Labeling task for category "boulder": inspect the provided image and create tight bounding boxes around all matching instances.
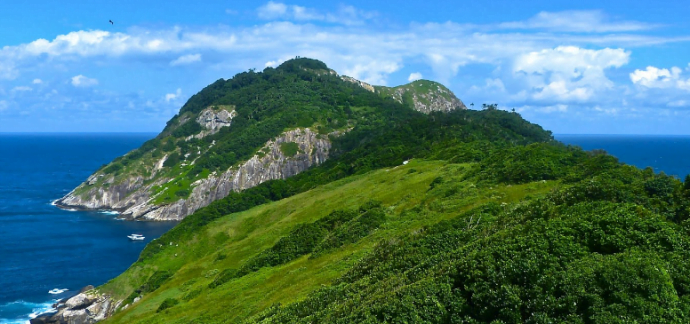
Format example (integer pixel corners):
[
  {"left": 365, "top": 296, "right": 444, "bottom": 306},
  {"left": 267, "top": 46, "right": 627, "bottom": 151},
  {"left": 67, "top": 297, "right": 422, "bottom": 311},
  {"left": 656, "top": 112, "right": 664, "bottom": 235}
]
[{"left": 65, "top": 293, "right": 95, "bottom": 309}]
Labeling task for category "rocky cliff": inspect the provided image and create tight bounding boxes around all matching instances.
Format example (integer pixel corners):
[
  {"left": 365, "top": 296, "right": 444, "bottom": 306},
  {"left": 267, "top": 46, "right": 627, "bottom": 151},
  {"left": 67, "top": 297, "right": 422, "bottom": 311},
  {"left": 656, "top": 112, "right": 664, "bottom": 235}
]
[{"left": 57, "top": 128, "right": 337, "bottom": 221}]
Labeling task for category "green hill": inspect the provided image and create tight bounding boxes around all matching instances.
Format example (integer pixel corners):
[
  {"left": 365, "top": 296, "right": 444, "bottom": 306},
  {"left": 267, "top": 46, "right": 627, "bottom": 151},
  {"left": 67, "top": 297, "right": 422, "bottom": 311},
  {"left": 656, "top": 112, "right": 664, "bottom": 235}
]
[
  {"left": 41, "top": 58, "right": 690, "bottom": 324},
  {"left": 55, "top": 58, "right": 470, "bottom": 221}
]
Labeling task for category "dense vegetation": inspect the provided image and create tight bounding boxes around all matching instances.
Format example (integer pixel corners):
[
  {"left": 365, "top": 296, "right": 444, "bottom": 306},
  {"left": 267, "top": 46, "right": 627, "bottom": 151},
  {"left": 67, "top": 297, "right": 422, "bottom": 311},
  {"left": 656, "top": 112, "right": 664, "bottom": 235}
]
[
  {"left": 91, "top": 58, "right": 690, "bottom": 323},
  {"left": 100, "top": 138, "right": 690, "bottom": 323},
  {"left": 88, "top": 58, "right": 483, "bottom": 200}
]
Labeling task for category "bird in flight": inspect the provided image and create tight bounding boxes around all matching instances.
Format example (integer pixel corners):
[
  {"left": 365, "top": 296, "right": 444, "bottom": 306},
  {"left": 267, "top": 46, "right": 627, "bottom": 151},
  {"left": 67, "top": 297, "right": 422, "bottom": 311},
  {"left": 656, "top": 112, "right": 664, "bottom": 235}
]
[{"left": 109, "top": 20, "right": 114, "bottom": 25}]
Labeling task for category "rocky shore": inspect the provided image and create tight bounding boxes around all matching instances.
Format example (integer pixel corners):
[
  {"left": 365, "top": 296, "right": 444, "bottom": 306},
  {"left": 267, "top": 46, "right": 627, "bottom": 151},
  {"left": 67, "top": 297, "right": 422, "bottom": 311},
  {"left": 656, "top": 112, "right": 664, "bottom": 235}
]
[{"left": 31, "top": 286, "right": 115, "bottom": 324}]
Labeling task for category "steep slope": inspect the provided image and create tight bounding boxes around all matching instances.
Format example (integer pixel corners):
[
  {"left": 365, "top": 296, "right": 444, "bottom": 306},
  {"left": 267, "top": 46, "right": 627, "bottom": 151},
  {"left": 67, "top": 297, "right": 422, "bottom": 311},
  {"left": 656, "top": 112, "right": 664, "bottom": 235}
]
[
  {"left": 56, "top": 58, "right": 466, "bottom": 221},
  {"left": 50, "top": 140, "right": 690, "bottom": 324}
]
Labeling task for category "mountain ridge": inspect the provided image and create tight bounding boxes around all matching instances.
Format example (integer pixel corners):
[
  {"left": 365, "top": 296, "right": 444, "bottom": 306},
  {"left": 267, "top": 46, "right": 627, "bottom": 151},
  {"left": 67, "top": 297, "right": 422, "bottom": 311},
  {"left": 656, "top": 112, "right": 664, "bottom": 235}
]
[{"left": 55, "top": 58, "right": 467, "bottom": 221}]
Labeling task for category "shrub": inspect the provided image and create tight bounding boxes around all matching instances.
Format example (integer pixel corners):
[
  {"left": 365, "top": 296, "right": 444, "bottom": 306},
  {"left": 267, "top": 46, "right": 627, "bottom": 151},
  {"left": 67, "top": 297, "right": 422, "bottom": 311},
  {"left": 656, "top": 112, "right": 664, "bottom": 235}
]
[{"left": 156, "top": 298, "right": 179, "bottom": 313}]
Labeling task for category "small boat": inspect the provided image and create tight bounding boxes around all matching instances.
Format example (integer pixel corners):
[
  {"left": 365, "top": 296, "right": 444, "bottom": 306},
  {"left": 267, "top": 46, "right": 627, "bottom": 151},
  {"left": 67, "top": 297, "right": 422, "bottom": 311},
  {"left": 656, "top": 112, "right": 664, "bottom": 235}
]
[{"left": 128, "top": 234, "right": 145, "bottom": 241}]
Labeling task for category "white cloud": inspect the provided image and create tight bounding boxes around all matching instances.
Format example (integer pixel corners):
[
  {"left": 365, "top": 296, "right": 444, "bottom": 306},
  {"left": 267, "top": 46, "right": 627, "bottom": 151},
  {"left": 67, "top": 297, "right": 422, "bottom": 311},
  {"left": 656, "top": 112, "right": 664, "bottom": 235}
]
[
  {"left": 630, "top": 66, "right": 690, "bottom": 91},
  {"left": 341, "top": 60, "right": 401, "bottom": 85},
  {"left": 0, "top": 100, "right": 7, "bottom": 111},
  {"left": 485, "top": 78, "right": 506, "bottom": 92},
  {"left": 71, "top": 74, "right": 98, "bottom": 87},
  {"left": 257, "top": 1, "right": 288, "bottom": 19},
  {"left": 540, "top": 104, "right": 569, "bottom": 113},
  {"left": 408, "top": 72, "right": 422, "bottom": 82},
  {"left": 165, "top": 88, "right": 182, "bottom": 102},
  {"left": 256, "top": 2, "right": 376, "bottom": 25},
  {"left": 668, "top": 100, "right": 688, "bottom": 107},
  {"left": 32, "top": 78, "right": 42, "bottom": 84},
  {"left": 0, "top": 6, "right": 686, "bottom": 121},
  {"left": 500, "top": 10, "right": 658, "bottom": 33},
  {"left": 170, "top": 53, "right": 202, "bottom": 66},
  {"left": 11, "top": 86, "right": 32, "bottom": 92},
  {"left": 292, "top": 5, "right": 323, "bottom": 21},
  {"left": 264, "top": 56, "right": 291, "bottom": 68},
  {"left": 513, "top": 46, "right": 629, "bottom": 102}
]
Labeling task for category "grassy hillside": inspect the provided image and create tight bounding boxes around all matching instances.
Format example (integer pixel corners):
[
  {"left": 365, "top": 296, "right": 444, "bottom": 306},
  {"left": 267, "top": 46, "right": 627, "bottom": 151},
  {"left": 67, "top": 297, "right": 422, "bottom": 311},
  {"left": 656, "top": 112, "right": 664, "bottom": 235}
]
[
  {"left": 95, "top": 136, "right": 690, "bottom": 323},
  {"left": 101, "top": 158, "right": 557, "bottom": 323}
]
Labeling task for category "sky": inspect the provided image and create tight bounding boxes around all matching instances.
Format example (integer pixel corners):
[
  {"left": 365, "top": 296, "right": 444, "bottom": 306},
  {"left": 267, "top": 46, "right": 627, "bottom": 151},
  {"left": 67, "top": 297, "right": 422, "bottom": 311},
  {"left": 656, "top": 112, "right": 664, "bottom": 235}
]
[{"left": 0, "top": 1, "right": 689, "bottom": 134}]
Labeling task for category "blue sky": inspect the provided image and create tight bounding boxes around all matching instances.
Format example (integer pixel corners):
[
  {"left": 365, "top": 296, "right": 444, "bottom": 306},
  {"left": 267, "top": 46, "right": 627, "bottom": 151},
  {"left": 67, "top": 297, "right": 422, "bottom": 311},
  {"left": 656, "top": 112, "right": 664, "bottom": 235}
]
[{"left": 1, "top": 1, "right": 689, "bottom": 134}]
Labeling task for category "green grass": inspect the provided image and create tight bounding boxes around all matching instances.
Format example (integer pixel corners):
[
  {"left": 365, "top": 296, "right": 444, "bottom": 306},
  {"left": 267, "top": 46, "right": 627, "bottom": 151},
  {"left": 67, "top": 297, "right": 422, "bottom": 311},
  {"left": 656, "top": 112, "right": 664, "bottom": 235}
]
[{"left": 100, "top": 159, "right": 558, "bottom": 324}]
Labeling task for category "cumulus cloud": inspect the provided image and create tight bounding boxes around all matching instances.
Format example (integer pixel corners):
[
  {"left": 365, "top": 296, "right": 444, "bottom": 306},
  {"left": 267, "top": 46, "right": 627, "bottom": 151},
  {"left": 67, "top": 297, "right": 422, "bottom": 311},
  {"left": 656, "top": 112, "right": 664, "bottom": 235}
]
[
  {"left": 32, "top": 78, "right": 42, "bottom": 84},
  {"left": 630, "top": 66, "right": 690, "bottom": 91},
  {"left": 170, "top": 53, "right": 202, "bottom": 66},
  {"left": 408, "top": 72, "right": 423, "bottom": 82},
  {"left": 500, "top": 10, "right": 658, "bottom": 33},
  {"left": 513, "top": 46, "right": 629, "bottom": 102},
  {"left": 71, "top": 74, "right": 98, "bottom": 87},
  {"left": 0, "top": 5, "right": 686, "bottom": 125},
  {"left": 165, "top": 88, "right": 182, "bottom": 102}
]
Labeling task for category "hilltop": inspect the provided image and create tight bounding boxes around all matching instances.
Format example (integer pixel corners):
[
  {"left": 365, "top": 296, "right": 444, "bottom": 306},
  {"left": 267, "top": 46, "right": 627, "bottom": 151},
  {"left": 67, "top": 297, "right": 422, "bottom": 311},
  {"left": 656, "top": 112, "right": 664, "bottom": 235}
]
[{"left": 56, "top": 58, "right": 467, "bottom": 221}]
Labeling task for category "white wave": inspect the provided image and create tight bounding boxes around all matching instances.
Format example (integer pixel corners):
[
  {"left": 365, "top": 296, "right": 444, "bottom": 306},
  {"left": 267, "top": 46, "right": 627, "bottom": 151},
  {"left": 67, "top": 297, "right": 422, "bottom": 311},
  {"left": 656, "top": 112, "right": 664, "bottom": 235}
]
[
  {"left": 0, "top": 299, "right": 56, "bottom": 324},
  {"left": 49, "top": 200, "right": 57, "bottom": 206},
  {"left": 48, "top": 288, "right": 68, "bottom": 294},
  {"left": 66, "top": 209, "right": 77, "bottom": 212},
  {"left": 99, "top": 210, "right": 120, "bottom": 216}
]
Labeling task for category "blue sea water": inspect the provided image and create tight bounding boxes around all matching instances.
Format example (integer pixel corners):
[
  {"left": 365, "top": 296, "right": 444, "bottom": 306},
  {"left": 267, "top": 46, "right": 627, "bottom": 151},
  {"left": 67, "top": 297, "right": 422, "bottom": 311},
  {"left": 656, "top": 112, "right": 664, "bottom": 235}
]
[
  {"left": 556, "top": 134, "right": 690, "bottom": 179},
  {"left": 0, "top": 133, "right": 176, "bottom": 324}
]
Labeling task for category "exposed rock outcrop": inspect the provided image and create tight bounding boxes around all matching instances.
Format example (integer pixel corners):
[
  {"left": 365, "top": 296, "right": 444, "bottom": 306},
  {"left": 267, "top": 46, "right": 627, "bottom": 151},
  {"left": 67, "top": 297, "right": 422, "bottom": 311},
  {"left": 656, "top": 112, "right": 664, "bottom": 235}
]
[
  {"left": 57, "top": 128, "right": 339, "bottom": 221},
  {"left": 387, "top": 82, "right": 466, "bottom": 113},
  {"left": 31, "top": 287, "right": 115, "bottom": 324},
  {"left": 341, "top": 75, "right": 375, "bottom": 92},
  {"left": 186, "top": 106, "right": 237, "bottom": 140}
]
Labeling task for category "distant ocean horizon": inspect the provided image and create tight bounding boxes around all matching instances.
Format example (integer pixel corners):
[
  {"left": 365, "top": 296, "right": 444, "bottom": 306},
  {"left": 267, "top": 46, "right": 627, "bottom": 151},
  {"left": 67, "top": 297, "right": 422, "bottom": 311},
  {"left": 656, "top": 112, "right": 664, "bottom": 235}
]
[
  {"left": 555, "top": 134, "right": 690, "bottom": 179},
  {"left": 1, "top": 132, "right": 689, "bottom": 323}
]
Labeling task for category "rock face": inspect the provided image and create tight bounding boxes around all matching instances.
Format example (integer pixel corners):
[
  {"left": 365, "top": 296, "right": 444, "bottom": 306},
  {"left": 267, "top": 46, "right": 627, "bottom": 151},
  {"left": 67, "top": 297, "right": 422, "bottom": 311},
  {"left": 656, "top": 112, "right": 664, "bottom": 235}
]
[
  {"left": 31, "top": 287, "right": 114, "bottom": 324},
  {"left": 187, "top": 106, "right": 237, "bottom": 140},
  {"left": 387, "top": 82, "right": 466, "bottom": 113},
  {"left": 56, "top": 128, "right": 337, "bottom": 221}
]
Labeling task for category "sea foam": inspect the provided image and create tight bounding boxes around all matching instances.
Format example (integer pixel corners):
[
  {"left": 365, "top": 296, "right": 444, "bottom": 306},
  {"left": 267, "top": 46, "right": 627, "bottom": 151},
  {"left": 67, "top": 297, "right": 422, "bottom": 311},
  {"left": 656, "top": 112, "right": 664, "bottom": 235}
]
[
  {"left": 0, "top": 299, "right": 56, "bottom": 324},
  {"left": 48, "top": 288, "right": 68, "bottom": 295}
]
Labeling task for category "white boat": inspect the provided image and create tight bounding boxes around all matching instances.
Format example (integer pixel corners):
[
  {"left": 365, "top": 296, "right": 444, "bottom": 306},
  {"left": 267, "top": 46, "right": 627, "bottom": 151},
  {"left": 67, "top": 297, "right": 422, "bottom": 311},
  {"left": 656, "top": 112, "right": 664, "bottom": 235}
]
[{"left": 128, "top": 234, "right": 145, "bottom": 241}]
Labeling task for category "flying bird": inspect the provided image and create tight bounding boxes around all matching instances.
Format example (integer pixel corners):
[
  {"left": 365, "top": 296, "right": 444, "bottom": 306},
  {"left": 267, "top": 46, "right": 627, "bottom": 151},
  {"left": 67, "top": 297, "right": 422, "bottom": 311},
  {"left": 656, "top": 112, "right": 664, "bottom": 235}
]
[{"left": 109, "top": 20, "right": 114, "bottom": 25}]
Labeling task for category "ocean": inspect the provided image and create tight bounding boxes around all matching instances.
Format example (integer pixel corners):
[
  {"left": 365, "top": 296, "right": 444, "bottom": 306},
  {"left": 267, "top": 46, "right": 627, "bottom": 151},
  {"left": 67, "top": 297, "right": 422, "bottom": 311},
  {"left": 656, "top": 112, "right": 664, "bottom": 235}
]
[
  {"left": 1, "top": 133, "right": 689, "bottom": 323},
  {"left": 0, "top": 133, "right": 176, "bottom": 324},
  {"left": 555, "top": 134, "right": 690, "bottom": 179}
]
